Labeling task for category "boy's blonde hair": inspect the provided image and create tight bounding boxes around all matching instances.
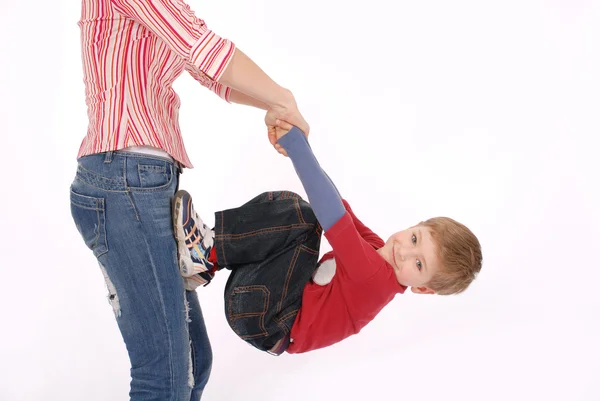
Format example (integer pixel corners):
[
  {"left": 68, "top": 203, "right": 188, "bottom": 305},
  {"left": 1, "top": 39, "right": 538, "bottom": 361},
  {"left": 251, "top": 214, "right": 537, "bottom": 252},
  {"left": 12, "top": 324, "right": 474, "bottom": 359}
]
[{"left": 419, "top": 217, "right": 482, "bottom": 295}]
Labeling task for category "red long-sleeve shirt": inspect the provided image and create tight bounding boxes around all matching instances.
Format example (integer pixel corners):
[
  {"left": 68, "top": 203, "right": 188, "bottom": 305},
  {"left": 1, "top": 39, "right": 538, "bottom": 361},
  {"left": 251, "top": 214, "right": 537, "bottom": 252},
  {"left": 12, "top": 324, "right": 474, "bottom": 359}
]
[{"left": 287, "top": 200, "right": 406, "bottom": 354}]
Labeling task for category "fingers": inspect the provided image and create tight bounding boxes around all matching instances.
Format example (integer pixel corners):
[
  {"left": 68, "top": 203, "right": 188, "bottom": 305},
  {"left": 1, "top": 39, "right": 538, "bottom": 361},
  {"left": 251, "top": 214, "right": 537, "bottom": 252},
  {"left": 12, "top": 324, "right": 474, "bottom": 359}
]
[
  {"left": 297, "top": 117, "right": 310, "bottom": 136},
  {"left": 277, "top": 118, "right": 309, "bottom": 137},
  {"left": 267, "top": 126, "right": 278, "bottom": 146},
  {"left": 275, "top": 144, "right": 288, "bottom": 157},
  {"left": 274, "top": 119, "right": 293, "bottom": 131},
  {"left": 267, "top": 128, "right": 289, "bottom": 157}
]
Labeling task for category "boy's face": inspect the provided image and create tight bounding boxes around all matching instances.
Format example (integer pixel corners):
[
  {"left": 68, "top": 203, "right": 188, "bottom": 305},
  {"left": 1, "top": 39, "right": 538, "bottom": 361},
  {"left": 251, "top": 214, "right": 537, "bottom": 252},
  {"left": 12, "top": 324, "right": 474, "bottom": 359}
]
[{"left": 377, "top": 225, "right": 441, "bottom": 294}]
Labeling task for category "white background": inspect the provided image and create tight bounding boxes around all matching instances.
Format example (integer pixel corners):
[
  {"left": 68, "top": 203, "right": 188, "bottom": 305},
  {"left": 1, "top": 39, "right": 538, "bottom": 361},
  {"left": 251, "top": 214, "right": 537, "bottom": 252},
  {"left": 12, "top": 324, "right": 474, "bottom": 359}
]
[{"left": 1, "top": 0, "right": 599, "bottom": 400}]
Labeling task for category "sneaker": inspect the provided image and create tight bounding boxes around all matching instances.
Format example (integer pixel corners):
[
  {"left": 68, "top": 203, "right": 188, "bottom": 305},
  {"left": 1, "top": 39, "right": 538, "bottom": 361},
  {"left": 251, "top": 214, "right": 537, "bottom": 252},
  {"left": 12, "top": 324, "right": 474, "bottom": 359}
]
[{"left": 172, "top": 190, "right": 215, "bottom": 288}]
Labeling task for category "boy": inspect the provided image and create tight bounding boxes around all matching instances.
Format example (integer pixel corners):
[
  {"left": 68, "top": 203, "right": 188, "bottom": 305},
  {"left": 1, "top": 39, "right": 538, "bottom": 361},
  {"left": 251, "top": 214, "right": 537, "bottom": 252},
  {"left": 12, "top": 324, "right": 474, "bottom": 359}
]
[{"left": 172, "top": 120, "right": 483, "bottom": 355}]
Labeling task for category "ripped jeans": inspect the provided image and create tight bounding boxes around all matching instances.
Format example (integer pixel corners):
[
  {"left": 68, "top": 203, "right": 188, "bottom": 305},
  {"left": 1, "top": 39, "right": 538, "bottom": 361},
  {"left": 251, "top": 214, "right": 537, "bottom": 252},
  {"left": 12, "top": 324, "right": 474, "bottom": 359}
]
[{"left": 69, "top": 151, "right": 211, "bottom": 401}]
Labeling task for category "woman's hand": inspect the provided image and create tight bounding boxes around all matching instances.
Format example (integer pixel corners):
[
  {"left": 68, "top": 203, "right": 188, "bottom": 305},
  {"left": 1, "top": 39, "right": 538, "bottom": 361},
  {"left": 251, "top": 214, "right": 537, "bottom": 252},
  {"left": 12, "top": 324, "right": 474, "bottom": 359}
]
[{"left": 265, "top": 108, "right": 304, "bottom": 157}]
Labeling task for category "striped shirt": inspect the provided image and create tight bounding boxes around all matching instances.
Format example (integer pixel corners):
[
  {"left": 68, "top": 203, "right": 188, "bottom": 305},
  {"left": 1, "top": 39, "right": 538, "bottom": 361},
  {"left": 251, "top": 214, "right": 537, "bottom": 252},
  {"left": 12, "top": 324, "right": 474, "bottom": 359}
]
[{"left": 77, "top": 0, "right": 236, "bottom": 168}]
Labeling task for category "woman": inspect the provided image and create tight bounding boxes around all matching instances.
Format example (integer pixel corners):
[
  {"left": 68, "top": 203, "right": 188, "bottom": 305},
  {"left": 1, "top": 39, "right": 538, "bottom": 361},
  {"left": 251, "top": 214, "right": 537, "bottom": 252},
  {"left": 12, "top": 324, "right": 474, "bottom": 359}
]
[{"left": 70, "top": 0, "right": 308, "bottom": 399}]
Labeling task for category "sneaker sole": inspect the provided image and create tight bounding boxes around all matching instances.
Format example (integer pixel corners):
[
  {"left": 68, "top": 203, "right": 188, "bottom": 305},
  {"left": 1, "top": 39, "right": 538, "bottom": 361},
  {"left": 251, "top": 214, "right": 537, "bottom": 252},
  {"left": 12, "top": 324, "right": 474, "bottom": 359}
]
[{"left": 173, "top": 190, "right": 196, "bottom": 277}]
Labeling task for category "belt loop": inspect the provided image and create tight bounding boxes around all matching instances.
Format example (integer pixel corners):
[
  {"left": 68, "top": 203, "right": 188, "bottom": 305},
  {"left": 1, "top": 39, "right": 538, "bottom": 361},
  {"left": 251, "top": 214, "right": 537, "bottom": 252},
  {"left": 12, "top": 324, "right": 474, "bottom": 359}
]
[{"left": 104, "top": 151, "right": 114, "bottom": 163}]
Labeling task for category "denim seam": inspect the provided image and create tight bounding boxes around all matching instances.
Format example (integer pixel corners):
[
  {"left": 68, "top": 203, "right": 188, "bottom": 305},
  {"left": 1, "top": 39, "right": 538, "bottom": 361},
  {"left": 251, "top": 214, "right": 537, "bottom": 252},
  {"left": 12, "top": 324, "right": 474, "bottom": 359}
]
[
  {"left": 126, "top": 190, "right": 141, "bottom": 221},
  {"left": 70, "top": 192, "right": 108, "bottom": 257},
  {"left": 76, "top": 161, "right": 174, "bottom": 193},
  {"left": 127, "top": 164, "right": 174, "bottom": 192},
  {"left": 138, "top": 164, "right": 167, "bottom": 171},
  {"left": 275, "top": 309, "right": 298, "bottom": 335},
  {"left": 293, "top": 198, "right": 306, "bottom": 224},
  {"left": 70, "top": 203, "right": 102, "bottom": 211},
  {"left": 70, "top": 199, "right": 103, "bottom": 211},
  {"left": 137, "top": 164, "right": 168, "bottom": 188},
  {"left": 77, "top": 164, "right": 126, "bottom": 187},
  {"left": 141, "top": 228, "right": 178, "bottom": 399},
  {"left": 299, "top": 244, "right": 319, "bottom": 256},
  {"left": 214, "top": 224, "right": 314, "bottom": 240},
  {"left": 277, "top": 246, "right": 300, "bottom": 313},
  {"left": 74, "top": 176, "right": 128, "bottom": 193},
  {"left": 228, "top": 285, "right": 269, "bottom": 339},
  {"left": 112, "top": 151, "right": 175, "bottom": 164},
  {"left": 278, "top": 309, "right": 298, "bottom": 323},
  {"left": 219, "top": 211, "right": 228, "bottom": 266},
  {"left": 97, "top": 207, "right": 108, "bottom": 257},
  {"left": 274, "top": 318, "right": 289, "bottom": 335}
]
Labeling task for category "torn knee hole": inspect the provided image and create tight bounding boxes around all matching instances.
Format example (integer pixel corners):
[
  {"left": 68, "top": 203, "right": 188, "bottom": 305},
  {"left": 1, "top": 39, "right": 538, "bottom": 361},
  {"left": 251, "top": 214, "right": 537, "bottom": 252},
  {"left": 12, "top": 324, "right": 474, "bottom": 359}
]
[{"left": 98, "top": 262, "right": 121, "bottom": 317}]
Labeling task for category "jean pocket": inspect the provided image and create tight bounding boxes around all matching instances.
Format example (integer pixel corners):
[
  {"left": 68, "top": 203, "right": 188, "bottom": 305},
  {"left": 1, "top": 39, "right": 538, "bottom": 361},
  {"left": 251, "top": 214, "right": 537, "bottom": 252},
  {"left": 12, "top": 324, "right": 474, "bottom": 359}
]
[
  {"left": 70, "top": 189, "right": 108, "bottom": 258},
  {"left": 137, "top": 163, "right": 170, "bottom": 189},
  {"left": 227, "top": 285, "right": 270, "bottom": 340}
]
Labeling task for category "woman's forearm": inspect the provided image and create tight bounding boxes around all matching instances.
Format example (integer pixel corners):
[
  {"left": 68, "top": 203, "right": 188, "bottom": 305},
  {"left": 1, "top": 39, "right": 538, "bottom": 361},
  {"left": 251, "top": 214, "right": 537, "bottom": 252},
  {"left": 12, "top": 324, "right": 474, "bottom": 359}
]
[
  {"left": 228, "top": 89, "right": 269, "bottom": 110},
  {"left": 218, "top": 48, "right": 293, "bottom": 108}
]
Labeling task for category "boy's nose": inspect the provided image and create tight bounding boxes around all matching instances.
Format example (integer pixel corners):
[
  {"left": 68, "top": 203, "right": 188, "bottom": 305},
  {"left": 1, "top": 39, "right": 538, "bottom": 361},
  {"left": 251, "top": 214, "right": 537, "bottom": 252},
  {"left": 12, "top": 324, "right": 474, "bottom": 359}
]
[
  {"left": 398, "top": 248, "right": 409, "bottom": 261},
  {"left": 399, "top": 248, "right": 415, "bottom": 260}
]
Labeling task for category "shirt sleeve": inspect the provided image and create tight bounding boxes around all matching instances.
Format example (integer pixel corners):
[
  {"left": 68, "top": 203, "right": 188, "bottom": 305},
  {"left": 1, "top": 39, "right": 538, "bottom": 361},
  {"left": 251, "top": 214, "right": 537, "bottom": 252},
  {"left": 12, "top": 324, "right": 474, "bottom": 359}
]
[
  {"left": 111, "top": 0, "right": 235, "bottom": 81},
  {"left": 277, "top": 127, "right": 346, "bottom": 231},
  {"left": 341, "top": 199, "right": 385, "bottom": 248},
  {"left": 184, "top": 62, "right": 232, "bottom": 101},
  {"left": 324, "top": 211, "right": 388, "bottom": 282}
]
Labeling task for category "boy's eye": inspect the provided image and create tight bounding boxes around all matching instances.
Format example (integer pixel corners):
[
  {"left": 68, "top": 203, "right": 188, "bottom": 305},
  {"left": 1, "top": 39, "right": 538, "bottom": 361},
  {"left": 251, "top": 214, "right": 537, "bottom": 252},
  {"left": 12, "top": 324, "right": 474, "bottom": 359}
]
[
  {"left": 411, "top": 234, "right": 417, "bottom": 245},
  {"left": 416, "top": 260, "right": 422, "bottom": 271}
]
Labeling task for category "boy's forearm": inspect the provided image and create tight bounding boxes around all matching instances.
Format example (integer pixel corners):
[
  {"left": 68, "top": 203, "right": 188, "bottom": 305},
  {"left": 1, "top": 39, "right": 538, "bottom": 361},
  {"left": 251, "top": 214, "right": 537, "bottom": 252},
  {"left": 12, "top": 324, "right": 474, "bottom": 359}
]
[
  {"left": 228, "top": 89, "right": 269, "bottom": 110},
  {"left": 278, "top": 128, "right": 346, "bottom": 231},
  {"left": 217, "top": 48, "right": 292, "bottom": 108}
]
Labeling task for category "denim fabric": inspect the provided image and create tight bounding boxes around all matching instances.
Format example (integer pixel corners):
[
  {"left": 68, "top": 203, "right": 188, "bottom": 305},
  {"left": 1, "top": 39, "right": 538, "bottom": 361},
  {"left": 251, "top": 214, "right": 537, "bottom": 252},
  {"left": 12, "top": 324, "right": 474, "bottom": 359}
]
[
  {"left": 215, "top": 191, "right": 322, "bottom": 353},
  {"left": 70, "top": 151, "right": 211, "bottom": 401}
]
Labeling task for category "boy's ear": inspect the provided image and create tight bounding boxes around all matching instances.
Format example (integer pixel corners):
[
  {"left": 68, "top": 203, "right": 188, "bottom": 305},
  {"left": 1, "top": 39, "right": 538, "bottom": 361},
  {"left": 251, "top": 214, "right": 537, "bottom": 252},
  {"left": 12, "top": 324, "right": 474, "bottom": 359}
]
[{"left": 411, "top": 286, "right": 435, "bottom": 295}]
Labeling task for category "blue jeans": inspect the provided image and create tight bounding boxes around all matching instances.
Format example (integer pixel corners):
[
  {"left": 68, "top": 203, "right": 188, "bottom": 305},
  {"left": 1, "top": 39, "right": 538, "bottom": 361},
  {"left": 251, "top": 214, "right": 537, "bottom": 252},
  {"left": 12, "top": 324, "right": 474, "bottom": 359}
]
[
  {"left": 216, "top": 191, "right": 322, "bottom": 354},
  {"left": 70, "top": 151, "right": 211, "bottom": 401}
]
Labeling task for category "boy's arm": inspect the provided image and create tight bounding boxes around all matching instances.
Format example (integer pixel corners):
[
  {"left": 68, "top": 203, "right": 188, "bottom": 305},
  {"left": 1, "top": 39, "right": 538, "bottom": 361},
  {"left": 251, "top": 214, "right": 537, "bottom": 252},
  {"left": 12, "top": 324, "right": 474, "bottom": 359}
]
[
  {"left": 277, "top": 126, "right": 388, "bottom": 281},
  {"left": 341, "top": 200, "right": 385, "bottom": 248},
  {"left": 277, "top": 127, "right": 345, "bottom": 231}
]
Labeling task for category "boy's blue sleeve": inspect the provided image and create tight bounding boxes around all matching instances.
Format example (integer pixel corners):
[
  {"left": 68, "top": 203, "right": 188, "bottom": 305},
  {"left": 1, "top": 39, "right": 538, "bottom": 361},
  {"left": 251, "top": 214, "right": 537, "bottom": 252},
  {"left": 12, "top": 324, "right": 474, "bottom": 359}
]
[{"left": 277, "top": 127, "right": 346, "bottom": 231}]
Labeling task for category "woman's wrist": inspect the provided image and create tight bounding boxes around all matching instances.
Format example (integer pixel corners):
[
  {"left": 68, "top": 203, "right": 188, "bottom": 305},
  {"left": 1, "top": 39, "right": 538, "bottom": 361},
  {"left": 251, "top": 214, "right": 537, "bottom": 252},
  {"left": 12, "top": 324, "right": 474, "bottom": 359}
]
[{"left": 270, "top": 88, "right": 295, "bottom": 109}]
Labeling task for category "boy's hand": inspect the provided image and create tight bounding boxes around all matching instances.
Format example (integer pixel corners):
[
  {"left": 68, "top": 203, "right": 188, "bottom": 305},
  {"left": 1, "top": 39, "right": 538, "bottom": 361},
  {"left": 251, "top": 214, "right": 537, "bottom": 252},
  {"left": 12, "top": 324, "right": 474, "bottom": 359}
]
[{"left": 265, "top": 109, "right": 304, "bottom": 157}]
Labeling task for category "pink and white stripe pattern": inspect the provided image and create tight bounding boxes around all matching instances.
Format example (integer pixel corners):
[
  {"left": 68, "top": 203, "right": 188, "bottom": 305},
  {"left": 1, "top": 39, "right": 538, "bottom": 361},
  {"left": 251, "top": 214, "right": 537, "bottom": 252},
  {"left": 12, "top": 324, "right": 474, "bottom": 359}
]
[{"left": 77, "top": 0, "right": 236, "bottom": 168}]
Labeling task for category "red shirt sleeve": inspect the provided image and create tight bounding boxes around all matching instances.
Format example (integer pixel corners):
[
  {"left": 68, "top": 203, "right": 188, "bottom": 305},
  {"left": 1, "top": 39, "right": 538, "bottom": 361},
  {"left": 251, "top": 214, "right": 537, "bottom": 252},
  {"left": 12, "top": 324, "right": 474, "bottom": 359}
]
[
  {"left": 324, "top": 206, "right": 388, "bottom": 282},
  {"left": 341, "top": 199, "right": 385, "bottom": 249}
]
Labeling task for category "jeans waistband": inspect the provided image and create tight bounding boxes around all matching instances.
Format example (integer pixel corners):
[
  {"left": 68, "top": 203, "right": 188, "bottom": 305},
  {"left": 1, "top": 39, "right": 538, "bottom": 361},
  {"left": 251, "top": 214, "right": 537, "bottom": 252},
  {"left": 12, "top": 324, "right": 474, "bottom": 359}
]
[
  {"left": 266, "top": 333, "right": 291, "bottom": 356},
  {"left": 76, "top": 151, "right": 179, "bottom": 191}
]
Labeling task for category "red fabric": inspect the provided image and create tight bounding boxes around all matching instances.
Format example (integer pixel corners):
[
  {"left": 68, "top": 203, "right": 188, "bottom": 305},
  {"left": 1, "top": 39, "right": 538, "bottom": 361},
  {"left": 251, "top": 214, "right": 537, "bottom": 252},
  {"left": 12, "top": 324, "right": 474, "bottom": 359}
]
[
  {"left": 208, "top": 246, "right": 218, "bottom": 271},
  {"left": 287, "top": 200, "right": 406, "bottom": 354}
]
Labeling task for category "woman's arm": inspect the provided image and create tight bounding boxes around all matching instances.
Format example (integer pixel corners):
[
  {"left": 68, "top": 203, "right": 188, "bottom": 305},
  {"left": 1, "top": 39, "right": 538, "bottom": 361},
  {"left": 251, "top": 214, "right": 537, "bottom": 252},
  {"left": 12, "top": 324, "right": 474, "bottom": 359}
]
[
  {"left": 228, "top": 89, "right": 269, "bottom": 110},
  {"left": 111, "top": 0, "right": 307, "bottom": 132},
  {"left": 217, "top": 49, "right": 308, "bottom": 133}
]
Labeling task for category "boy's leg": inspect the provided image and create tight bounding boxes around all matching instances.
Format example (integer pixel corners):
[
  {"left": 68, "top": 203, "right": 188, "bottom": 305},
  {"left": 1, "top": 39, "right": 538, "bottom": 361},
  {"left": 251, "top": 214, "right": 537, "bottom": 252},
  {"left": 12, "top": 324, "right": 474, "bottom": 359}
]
[
  {"left": 172, "top": 190, "right": 317, "bottom": 290},
  {"left": 217, "top": 191, "right": 322, "bottom": 353},
  {"left": 214, "top": 191, "right": 319, "bottom": 267}
]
